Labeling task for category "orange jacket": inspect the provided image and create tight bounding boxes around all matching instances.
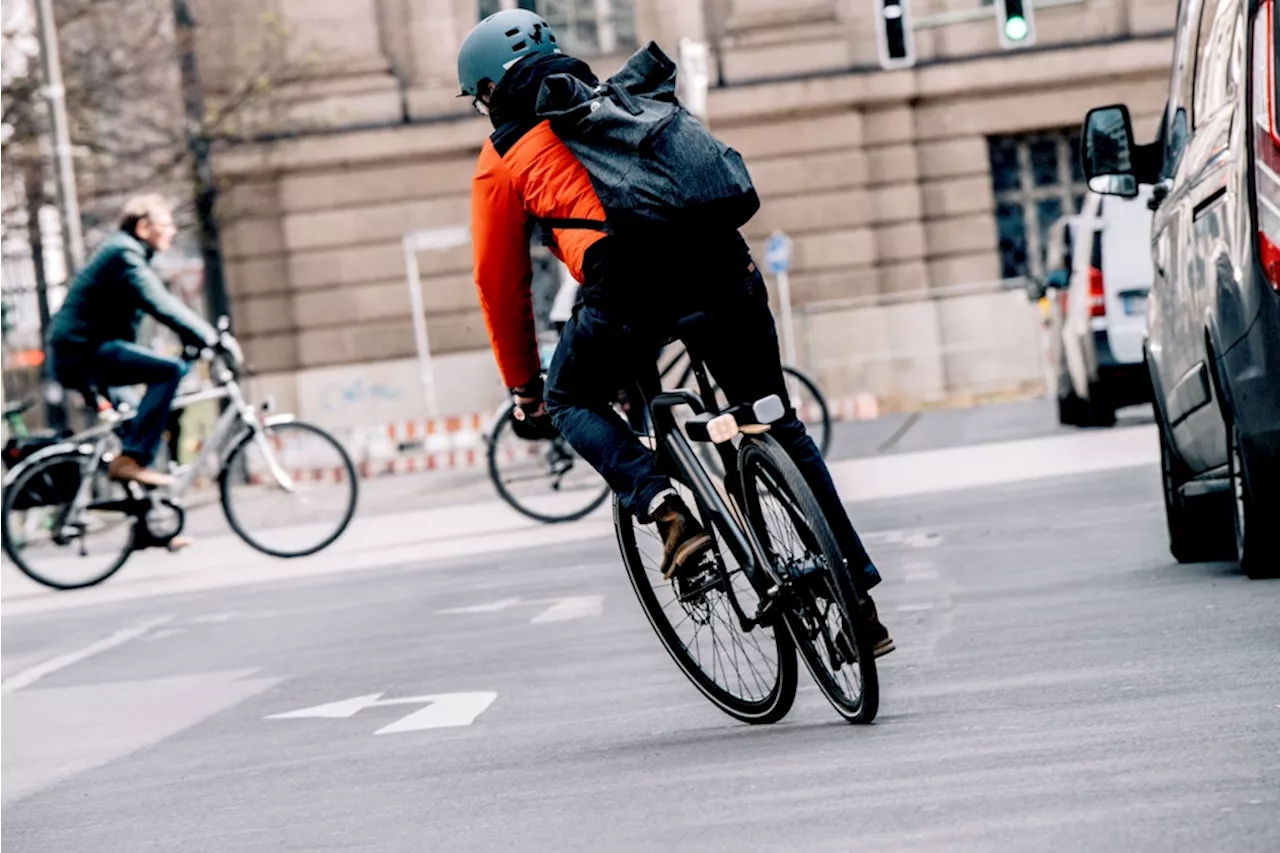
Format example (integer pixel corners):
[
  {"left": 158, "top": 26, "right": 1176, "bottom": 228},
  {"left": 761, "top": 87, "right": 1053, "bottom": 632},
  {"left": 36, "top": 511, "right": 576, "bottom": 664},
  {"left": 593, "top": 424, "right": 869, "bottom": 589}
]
[{"left": 471, "top": 120, "right": 607, "bottom": 390}]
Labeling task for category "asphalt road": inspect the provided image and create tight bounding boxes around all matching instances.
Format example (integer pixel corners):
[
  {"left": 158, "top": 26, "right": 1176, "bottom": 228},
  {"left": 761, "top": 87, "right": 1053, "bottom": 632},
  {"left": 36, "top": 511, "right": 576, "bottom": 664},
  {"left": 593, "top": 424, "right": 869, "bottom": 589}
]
[{"left": 3, "top": 401, "right": 1277, "bottom": 852}]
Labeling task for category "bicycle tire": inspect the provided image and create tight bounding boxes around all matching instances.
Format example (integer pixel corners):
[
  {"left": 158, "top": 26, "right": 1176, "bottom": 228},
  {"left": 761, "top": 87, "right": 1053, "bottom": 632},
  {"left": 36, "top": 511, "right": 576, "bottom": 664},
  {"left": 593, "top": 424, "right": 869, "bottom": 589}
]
[
  {"left": 220, "top": 420, "right": 359, "bottom": 558},
  {"left": 1, "top": 447, "right": 136, "bottom": 590},
  {"left": 739, "top": 435, "right": 878, "bottom": 724},
  {"left": 615, "top": 493, "right": 798, "bottom": 724},
  {"left": 782, "top": 366, "right": 832, "bottom": 457},
  {"left": 487, "top": 403, "right": 610, "bottom": 524}
]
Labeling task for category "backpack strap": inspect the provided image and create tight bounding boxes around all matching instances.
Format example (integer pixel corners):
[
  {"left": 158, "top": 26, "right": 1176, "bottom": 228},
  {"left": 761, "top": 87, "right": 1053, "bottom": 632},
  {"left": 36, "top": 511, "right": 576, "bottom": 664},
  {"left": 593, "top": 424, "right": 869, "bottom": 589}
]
[{"left": 535, "top": 217, "right": 611, "bottom": 247}]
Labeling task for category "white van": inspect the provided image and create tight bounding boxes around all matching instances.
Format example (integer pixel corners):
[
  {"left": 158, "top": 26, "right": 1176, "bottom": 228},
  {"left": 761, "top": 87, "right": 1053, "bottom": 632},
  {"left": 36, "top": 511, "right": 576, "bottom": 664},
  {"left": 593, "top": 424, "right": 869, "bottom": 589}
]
[{"left": 1046, "top": 187, "right": 1155, "bottom": 426}]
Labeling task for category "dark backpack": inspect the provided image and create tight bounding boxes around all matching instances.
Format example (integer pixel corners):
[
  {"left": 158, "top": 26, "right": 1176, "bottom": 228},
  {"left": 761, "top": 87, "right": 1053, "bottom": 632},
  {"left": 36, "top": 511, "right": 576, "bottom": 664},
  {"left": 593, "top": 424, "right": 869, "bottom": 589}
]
[{"left": 534, "top": 41, "right": 759, "bottom": 237}]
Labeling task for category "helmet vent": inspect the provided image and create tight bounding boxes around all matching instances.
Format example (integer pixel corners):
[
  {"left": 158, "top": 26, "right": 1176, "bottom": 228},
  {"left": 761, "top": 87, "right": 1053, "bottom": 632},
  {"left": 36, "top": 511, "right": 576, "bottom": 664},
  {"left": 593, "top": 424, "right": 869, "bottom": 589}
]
[
  {"left": 505, "top": 28, "right": 520, "bottom": 36},
  {"left": 511, "top": 40, "right": 527, "bottom": 51}
]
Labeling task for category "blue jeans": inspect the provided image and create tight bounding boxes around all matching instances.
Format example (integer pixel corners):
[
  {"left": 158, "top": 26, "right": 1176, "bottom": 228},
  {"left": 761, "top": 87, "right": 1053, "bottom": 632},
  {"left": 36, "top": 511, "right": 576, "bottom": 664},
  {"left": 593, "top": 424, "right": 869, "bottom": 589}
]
[
  {"left": 54, "top": 341, "right": 187, "bottom": 467},
  {"left": 545, "top": 263, "right": 881, "bottom": 592}
]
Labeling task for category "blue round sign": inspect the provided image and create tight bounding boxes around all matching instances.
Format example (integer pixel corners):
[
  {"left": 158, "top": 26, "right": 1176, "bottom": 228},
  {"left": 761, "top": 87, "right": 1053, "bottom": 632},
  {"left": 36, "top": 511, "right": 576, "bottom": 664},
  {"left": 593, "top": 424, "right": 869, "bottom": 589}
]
[{"left": 765, "top": 231, "right": 793, "bottom": 274}]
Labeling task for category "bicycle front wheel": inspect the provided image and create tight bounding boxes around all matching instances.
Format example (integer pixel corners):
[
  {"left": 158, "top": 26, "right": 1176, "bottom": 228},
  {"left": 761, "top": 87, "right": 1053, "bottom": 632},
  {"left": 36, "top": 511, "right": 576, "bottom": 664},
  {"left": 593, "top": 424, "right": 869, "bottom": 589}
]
[
  {"left": 739, "top": 435, "right": 878, "bottom": 724},
  {"left": 1, "top": 449, "right": 137, "bottom": 590},
  {"left": 487, "top": 403, "right": 610, "bottom": 524},
  {"left": 220, "top": 420, "right": 358, "bottom": 557}
]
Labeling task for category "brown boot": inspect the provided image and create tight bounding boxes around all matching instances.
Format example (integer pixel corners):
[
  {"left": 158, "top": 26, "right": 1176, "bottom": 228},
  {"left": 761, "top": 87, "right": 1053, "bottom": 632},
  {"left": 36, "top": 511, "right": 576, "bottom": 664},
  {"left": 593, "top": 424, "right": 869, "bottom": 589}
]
[
  {"left": 108, "top": 455, "right": 175, "bottom": 488},
  {"left": 859, "top": 594, "right": 896, "bottom": 658},
  {"left": 653, "top": 496, "right": 712, "bottom": 580}
]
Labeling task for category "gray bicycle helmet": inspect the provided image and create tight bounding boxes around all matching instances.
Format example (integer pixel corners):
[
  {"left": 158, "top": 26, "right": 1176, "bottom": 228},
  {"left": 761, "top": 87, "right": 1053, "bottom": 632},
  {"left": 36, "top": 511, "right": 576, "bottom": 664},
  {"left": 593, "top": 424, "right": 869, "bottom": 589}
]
[{"left": 457, "top": 9, "right": 561, "bottom": 98}]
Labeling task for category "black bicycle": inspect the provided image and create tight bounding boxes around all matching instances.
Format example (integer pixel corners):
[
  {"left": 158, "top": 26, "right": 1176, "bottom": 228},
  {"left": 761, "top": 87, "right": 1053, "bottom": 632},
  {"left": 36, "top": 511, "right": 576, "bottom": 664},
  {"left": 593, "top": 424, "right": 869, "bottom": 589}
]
[
  {"left": 616, "top": 313, "right": 878, "bottom": 724},
  {"left": 487, "top": 342, "right": 831, "bottom": 523}
]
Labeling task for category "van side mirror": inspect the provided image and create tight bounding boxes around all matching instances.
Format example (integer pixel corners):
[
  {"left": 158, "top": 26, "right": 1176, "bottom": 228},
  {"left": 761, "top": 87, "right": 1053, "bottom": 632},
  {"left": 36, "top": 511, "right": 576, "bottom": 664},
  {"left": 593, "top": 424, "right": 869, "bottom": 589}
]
[{"left": 1081, "top": 105, "right": 1139, "bottom": 198}]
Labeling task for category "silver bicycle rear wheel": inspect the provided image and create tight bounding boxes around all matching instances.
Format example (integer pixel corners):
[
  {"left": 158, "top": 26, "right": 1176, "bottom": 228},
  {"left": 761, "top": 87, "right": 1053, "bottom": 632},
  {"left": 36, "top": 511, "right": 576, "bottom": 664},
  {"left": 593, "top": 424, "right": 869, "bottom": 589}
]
[{"left": 1, "top": 449, "right": 136, "bottom": 590}]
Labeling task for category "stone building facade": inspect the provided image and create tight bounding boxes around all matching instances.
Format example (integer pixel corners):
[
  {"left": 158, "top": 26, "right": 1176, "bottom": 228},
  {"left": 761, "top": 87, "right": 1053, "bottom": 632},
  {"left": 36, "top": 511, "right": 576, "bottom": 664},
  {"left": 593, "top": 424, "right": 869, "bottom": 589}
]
[{"left": 203, "top": 0, "right": 1177, "bottom": 427}]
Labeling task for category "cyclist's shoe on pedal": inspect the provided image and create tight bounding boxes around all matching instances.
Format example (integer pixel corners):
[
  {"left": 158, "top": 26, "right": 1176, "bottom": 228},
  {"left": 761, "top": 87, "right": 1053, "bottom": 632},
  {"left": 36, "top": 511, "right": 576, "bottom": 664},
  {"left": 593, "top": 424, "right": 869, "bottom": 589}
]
[
  {"left": 654, "top": 496, "right": 712, "bottom": 580},
  {"left": 859, "top": 593, "right": 896, "bottom": 658},
  {"left": 108, "top": 455, "right": 174, "bottom": 489}
]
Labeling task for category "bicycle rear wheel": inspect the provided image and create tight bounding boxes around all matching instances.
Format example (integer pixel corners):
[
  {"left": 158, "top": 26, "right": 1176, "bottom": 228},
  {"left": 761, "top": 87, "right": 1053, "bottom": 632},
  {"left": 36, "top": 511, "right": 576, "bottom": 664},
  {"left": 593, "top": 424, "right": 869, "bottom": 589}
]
[
  {"left": 487, "top": 403, "right": 610, "bottom": 524},
  {"left": 739, "top": 435, "right": 878, "bottom": 724},
  {"left": 221, "top": 420, "right": 358, "bottom": 557},
  {"left": 1, "top": 449, "right": 137, "bottom": 590},
  {"left": 616, "top": 484, "right": 797, "bottom": 724}
]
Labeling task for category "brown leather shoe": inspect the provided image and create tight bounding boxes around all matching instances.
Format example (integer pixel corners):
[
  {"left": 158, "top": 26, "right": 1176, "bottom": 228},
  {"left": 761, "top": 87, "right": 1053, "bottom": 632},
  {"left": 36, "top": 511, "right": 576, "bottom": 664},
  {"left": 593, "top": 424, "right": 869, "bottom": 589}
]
[
  {"left": 108, "top": 455, "right": 174, "bottom": 488},
  {"left": 654, "top": 496, "right": 712, "bottom": 580},
  {"left": 859, "top": 594, "right": 896, "bottom": 658}
]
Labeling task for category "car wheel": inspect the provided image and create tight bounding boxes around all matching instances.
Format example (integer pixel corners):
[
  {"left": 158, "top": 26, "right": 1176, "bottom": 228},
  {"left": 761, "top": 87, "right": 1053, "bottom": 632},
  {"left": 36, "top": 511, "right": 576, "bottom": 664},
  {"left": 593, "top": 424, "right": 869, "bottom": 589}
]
[
  {"left": 1056, "top": 387, "right": 1088, "bottom": 426},
  {"left": 1159, "top": 418, "right": 1236, "bottom": 564},
  {"left": 1085, "top": 382, "right": 1117, "bottom": 427},
  {"left": 1229, "top": 424, "right": 1279, "bottom": 579}
]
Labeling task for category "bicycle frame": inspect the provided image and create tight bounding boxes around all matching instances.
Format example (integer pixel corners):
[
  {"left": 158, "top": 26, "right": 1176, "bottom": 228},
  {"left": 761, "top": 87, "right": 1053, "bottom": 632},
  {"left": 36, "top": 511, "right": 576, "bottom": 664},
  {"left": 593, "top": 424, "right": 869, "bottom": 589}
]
[
  {"left": 13, "top": 353, "right": 298, "bottom": 532},
  {"left": 645, "top": 354, "right": 785, "bottom": 625}
]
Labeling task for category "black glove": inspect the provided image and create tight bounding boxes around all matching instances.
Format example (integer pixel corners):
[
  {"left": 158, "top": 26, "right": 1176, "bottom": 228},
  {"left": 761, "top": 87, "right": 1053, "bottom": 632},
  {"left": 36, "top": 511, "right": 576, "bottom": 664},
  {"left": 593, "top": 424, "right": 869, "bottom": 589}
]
[
  {"left": 510, "top": 376, "right": 557, "bottom": 441},
  {"left": 511, "top": 407, "right": 558, "bottom": 441}
]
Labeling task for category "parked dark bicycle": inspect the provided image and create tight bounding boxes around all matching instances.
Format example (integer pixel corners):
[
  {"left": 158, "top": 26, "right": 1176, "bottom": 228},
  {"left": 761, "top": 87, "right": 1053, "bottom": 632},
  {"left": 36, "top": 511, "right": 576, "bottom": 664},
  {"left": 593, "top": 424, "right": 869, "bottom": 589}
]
[{"left": 487, "top": 339, "right": 832, "bottom": 523}]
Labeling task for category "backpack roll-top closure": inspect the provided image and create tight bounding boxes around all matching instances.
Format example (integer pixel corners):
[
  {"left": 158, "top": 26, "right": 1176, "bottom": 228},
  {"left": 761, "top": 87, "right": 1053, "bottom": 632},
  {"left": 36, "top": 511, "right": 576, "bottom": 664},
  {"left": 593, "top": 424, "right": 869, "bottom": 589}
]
[{"left": 533, "top": 40, "right": 759, "bottom": 232}]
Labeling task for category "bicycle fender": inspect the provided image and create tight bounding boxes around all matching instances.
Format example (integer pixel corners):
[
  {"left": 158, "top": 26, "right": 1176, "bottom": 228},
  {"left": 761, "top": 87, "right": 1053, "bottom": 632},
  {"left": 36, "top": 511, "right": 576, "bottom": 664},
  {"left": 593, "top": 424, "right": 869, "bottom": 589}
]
[{"left": 1, "top": 441, "right": 84, "bottom": 488}]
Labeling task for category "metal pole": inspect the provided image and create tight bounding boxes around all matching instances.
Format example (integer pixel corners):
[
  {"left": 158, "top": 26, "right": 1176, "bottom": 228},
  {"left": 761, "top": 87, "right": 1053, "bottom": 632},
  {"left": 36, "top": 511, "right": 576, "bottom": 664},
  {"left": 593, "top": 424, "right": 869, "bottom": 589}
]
[
  {"left": 403, "top": 237, "right": 439, "bottom": 417},
  {"left": 32, "top": 0, "right": 85, "bottom": 274},
  {"left": 777, "top": 269, "right": 797, "bottom": 368}
]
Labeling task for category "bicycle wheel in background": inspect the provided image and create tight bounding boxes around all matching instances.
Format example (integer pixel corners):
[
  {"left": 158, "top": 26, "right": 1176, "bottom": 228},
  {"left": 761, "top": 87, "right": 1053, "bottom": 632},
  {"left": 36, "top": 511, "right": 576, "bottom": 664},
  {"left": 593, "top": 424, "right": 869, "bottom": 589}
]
[
  {"left": 1, "top": 448, "right": 137, "bottom": 590},
  {"left": 615, "top": 483, "right": 798, "bottom": 724},
  {"left": 739, "top": 435, "right": 878, "bottom": 724},
  {"left": 487, "top": 403, "right": 610, "bottom": 524},
  {"left": 782, "top": 366, "right": 831, "bottom": 457},
  {"left": 220, "top": 420, "right": 358, "bottom": 557}
]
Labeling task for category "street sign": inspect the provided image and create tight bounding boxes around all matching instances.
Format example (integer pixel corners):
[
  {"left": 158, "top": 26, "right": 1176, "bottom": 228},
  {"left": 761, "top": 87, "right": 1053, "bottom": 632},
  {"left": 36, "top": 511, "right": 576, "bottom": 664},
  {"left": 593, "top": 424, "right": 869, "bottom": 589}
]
[
  {"left": 765, "top": 230, "right": 793, "bottom": 275},
  {"left": 266, "top": 691, "right": 497, "bottom": 735}
]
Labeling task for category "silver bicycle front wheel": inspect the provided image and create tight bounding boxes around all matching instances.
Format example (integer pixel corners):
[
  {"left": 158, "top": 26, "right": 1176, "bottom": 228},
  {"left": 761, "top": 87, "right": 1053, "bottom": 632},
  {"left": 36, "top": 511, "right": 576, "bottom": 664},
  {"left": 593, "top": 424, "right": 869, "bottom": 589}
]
[{"left": 219, "top": 420, "right": 358, "bottom": 557}]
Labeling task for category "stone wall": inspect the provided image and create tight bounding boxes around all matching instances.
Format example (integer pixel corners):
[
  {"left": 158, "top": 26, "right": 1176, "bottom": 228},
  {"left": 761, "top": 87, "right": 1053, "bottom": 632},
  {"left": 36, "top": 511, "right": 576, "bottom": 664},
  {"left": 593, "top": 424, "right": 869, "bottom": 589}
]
[{"left": 209, "top": 0, "right": 1179, "bottom": 425}]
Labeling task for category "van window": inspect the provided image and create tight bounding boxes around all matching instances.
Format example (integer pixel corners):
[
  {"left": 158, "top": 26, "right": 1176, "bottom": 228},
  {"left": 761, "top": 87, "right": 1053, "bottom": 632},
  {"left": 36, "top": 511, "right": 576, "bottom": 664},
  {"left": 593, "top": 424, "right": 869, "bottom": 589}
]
[{"left": 1193, "top": 0, "right": 1238, "bottom": 123}]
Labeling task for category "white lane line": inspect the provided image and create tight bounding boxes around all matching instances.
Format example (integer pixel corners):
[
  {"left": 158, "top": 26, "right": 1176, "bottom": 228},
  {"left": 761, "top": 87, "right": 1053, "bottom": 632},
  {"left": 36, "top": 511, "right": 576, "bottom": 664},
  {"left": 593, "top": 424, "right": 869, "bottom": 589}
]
[
  {"left": 530, "top": 595, "right": 604, "bottom": 624},
  {"left": 896, "top": 603, "right": 935, "bottom": 613},
  {"left": 1, "top": 616, "right": 172, "bottom": 694}
]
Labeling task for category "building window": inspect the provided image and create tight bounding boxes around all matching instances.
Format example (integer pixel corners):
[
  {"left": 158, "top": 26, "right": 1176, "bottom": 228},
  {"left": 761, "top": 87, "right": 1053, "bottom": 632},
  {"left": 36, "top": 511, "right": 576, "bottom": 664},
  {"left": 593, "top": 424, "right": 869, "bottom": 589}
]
[
  {"left": 479, "top": 0, "right": 636, "bottom": 56},
  {"left": 986, "top": 129, "right": 1089, "bottom": 280}
]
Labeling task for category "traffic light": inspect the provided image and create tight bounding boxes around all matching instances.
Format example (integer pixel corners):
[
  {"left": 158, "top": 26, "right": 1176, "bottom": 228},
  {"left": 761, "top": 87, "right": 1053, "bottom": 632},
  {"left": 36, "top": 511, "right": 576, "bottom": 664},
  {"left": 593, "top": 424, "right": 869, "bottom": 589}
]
[
  {"left": 875, "top": 0, "right": 915, "bottom": 70},
  {"left": 995, "top": 0, "right": 1037, "bottom": 49}
]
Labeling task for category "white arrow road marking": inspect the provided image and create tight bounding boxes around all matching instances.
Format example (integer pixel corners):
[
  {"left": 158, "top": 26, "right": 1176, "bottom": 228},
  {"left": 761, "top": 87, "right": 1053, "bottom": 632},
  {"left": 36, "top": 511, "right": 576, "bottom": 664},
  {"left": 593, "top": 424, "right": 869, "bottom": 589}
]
[
  {"left": 265, "top": 691, "right": 498, "bottom": 734},
  {"left": 372, "top": 692, "right": 498, "bottom": 734},
  {"left": 530, "top": 595, "right": 604, "bottom": 623},
  {"left": 439, "top": 595, "right": 604, "bottom": 624},
  {"left": 1, "top": 616, "right": 172, "bottom": 695},
  {"left": 437, "top": 597, "right": 523, "bottom": 615}
]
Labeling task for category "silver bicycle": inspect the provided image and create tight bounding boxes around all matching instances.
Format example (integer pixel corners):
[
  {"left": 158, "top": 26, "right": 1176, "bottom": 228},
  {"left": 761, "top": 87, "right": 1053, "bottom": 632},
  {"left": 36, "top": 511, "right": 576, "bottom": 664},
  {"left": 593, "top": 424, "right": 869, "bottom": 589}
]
[{"left": 1, "top": 329, "right": 359, "bottom": 590}]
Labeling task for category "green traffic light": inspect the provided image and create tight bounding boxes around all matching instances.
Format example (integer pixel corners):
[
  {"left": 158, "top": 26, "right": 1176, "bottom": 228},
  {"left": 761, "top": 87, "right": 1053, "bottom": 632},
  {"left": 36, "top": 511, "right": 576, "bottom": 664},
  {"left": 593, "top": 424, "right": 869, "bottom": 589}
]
[{"left": 1004, "top": 15, "right": 1029, "bottom": 41}]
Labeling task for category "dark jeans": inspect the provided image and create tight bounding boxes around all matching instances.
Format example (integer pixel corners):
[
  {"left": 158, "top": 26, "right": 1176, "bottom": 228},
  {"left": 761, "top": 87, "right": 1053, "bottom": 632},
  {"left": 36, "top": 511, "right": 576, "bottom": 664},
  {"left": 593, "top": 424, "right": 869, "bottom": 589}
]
[
  {"left": 545, "top": 258, "right": 881, "bottom": 592},
  {"left": 53, "top": 340, "right": 188, "bottom": 467}
]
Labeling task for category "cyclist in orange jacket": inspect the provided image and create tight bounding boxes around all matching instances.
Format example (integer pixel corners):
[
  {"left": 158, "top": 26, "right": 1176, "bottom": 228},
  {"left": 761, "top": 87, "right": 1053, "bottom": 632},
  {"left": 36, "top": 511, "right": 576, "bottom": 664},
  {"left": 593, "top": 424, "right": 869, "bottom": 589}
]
[{"left": 461, "top": 9, "right": 893, "bottom": 656}]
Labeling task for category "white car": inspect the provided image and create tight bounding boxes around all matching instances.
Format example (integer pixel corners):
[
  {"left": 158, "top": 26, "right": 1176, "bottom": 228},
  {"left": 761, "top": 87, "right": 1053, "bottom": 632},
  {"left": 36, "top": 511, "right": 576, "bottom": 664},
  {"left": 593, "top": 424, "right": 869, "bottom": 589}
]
[{"left": 1045, "top": 188, "right": 1155, "bottom": 426}]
